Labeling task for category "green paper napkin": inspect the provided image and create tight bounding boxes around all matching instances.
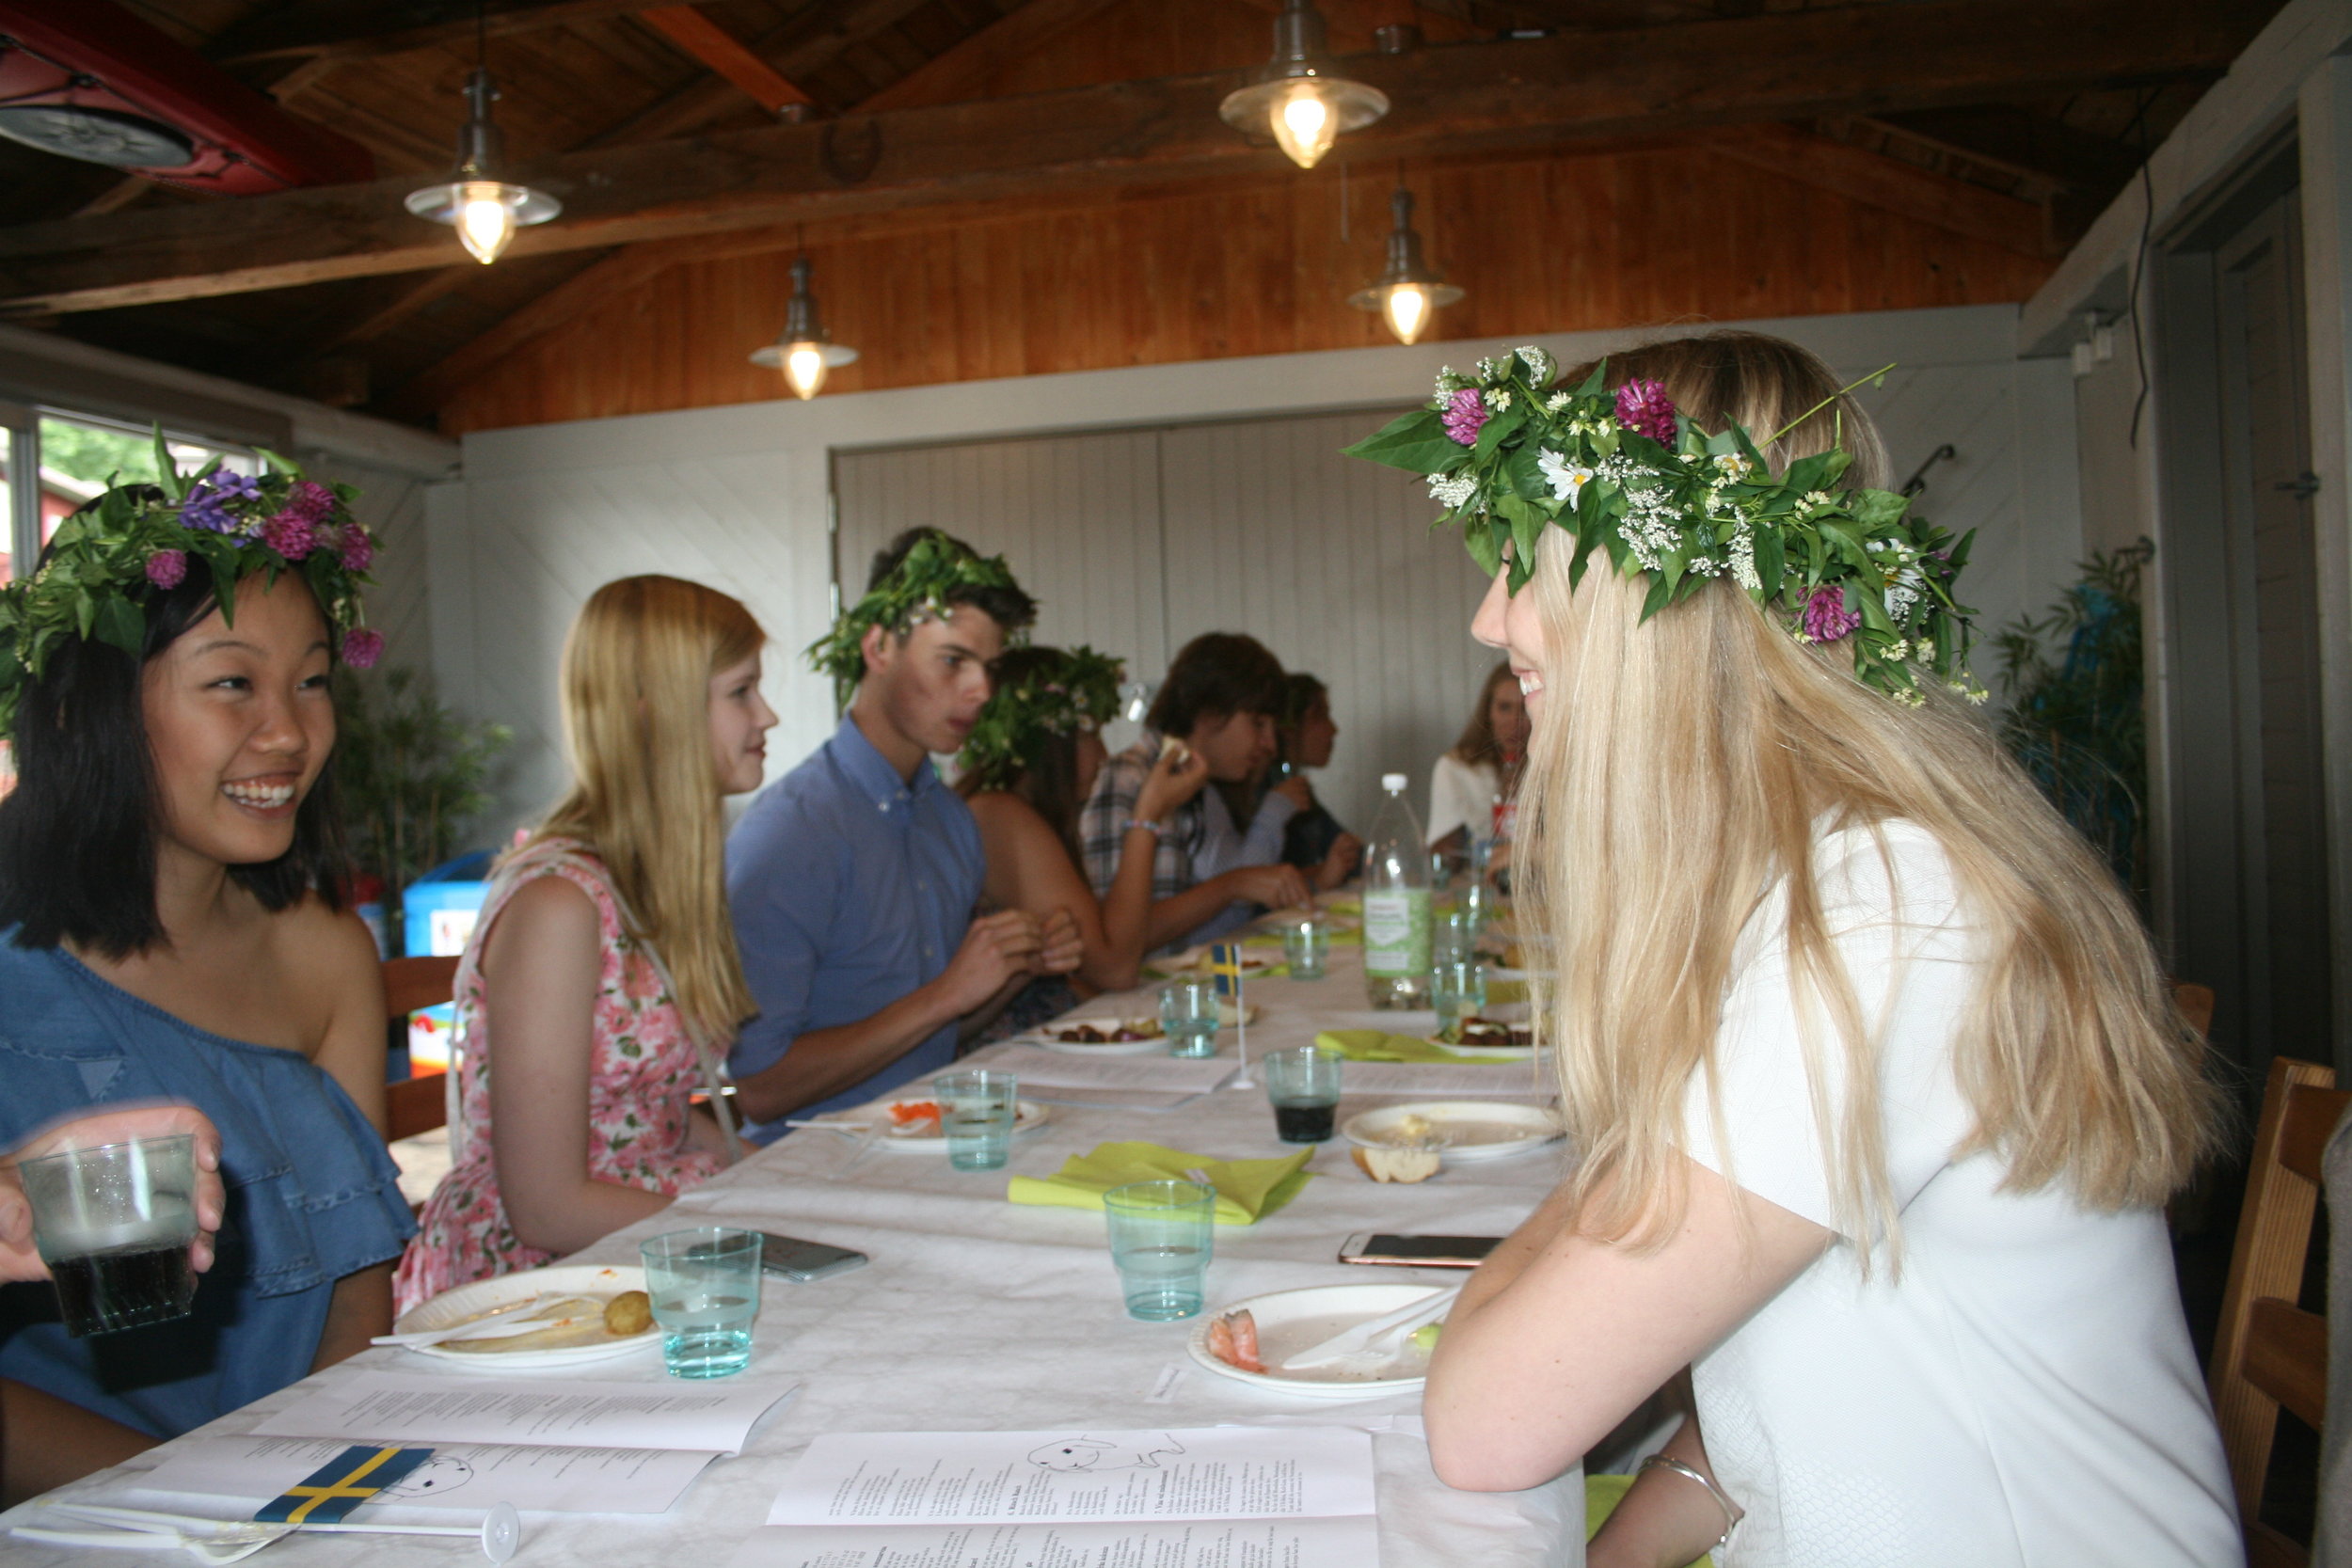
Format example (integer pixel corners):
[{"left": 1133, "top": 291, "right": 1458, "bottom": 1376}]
[
  {"left": 1314, "top": 1028, "right": 1521, "bottom": 1065},
  {"left": 1007, "top": 1141, "right": 1314, "bottom": 1226},
  {"left": 1486, "top": 978, "right": 1529, "bottom": 1006}
]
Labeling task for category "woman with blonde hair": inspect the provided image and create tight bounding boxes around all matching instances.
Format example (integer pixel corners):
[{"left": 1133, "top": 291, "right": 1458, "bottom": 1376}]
[
  {"left": 396, "top": 576, "right": 772, "bottom": 1311},
  {"left": 1350, "top": 333, "right": 2233, "bottom": 1565}
]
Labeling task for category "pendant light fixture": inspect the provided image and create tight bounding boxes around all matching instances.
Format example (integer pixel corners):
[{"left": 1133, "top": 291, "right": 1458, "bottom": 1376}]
[
  {"left": 750, "top": 253, "right": 859, "bottom": 400},
  {"left": 1349, "top": 186, "right": 1461, "bottom": 345},
  {"left": 405, "top": 20, "right": 560, "bottom": 267},
  {"left": 1218, "top": 0, "right": 1387, "bottom": 170}
]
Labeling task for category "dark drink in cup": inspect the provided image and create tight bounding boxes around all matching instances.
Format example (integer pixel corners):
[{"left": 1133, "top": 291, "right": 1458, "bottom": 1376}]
[
  {"left": 48, "top": 1241, "right": 199, "bottom": 1336},
  {"left": 19, "top": 1136, "right": 201, "bottom": 1338},
  {"left": 1273, "top": 1101, "right": 1337, "bottom": 1143}
]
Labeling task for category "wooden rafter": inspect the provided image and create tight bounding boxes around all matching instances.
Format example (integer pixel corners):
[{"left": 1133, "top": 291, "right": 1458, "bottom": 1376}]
[
  {"left": 592, "top": 0, "right": 938, "bottom": 144},
  {"left": 855, "top": 0, "right": 1133, "bottom": 114},
  {"left": 0, "top": 0, "right": 2253, "bottom": 317},
  {"left": 1714, "top": 123, "right": 2051, "bottom": 257},
  {"left": 638, "top": 7, "right": 815, "bottom": 116}
]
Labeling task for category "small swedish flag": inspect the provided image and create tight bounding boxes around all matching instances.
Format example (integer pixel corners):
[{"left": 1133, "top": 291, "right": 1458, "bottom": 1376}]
[
  {"left": 1205, "top": 942, "right": 1247, "bottom": 1000},
  {"left": 257, "top": 1444, "right": 435, "bottom": 1524}
]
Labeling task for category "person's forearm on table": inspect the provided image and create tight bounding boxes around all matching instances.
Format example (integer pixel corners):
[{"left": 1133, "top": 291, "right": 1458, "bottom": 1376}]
[
  {"left": 733, "top": 985, "right": 962, "bottom": 1122},
  {"left": 957, "top": 966, "right": 1036, "bottom": 1042},
  {"left": 1, "top": 1379, "right": 157, "bottom": 1506},
  {"left": 501, "top": 1162, "right": 678, "bottom": 1255},
  {"left": 1586, "top": 1415, "right": 1739, "bottom": 1568},
  {"left": 1143, "top": 872, "right": 1259, "bottom": 952},
  {"left": 1092, "top": 824, "right": 1166, "bottom": 991}
]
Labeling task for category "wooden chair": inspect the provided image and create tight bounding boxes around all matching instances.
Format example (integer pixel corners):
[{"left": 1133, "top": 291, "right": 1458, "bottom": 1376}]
[
  {"left": 2175, "top": 981, "right": 2217, "bottom": 1041},
  {"left": 382, "top": 955, "right": 460, "bottom": 1144},
  {"left": 2207, "top": 1054, "right": 2346, "bottom": 1567}
]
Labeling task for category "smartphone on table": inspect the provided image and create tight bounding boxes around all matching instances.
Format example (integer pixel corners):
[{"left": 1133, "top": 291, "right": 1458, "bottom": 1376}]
[
  {"left": 755, "top": 1232, "right": 869, "bottom": 1282},
  {"left": 1336, "top": 1233, "right": 1501, "bottom": 1269}
]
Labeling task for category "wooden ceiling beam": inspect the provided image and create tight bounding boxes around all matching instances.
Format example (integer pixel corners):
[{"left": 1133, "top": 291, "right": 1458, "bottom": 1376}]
[
  {"left": 1868, "top": 106, "right": 2148, "bottom": 194},
  {"left": 855, "top": 0, "right": 1132, "bottom": 114},
  {"left": 596, "top": 0, "right": 937, "bottom": 144},
  {"left": 638, "top": 7, "right": 816, "bottom": 116},
  {"left": 0, "top": 0, "right": 2255, "bottom": 317},
  {"left": 205, "top": 0, "right": 661, "bottom": 65}
]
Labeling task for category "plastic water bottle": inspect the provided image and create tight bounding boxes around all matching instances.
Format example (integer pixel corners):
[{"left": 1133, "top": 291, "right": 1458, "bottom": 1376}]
[{"left": 1362, "top": 773, "right": 1433, "bottom": 1008}]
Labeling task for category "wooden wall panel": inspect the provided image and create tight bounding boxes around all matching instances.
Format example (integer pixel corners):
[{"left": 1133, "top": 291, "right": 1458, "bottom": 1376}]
[{"left": 432, "top": 145, "right": 2057, "bottom": 436}]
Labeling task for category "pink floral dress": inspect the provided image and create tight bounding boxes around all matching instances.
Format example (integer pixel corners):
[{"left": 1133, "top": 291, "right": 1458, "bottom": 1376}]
[{"left": 393, "top": 839, "right": 726, "bottom": 1314}]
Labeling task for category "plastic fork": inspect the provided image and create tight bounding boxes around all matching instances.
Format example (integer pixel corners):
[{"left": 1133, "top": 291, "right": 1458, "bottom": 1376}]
[
  {"left": 369, "top": 1294, "right": 549, "bottom": 1348},
  {"left": 23, "top": 1500, "right": 522, "bottom": 1563}
]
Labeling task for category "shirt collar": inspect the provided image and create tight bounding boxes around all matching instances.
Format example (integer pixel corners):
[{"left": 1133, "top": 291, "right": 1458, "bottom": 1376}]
[{"left": 831, "top": 714, "right": 937, "bottom": 810}]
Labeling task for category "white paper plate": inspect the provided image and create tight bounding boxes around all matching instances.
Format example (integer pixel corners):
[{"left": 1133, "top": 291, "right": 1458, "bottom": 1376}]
[
  {"left": 1342, "top": 1101, "right": 1563, "bottom": 1162},
  {"left": 1032, "top": 1016, "right": 1168, "bottom": 1055},
  {"left": 1186, "top": 1283, "right": 1445, "bottom": 1399},
  {"left": 829, "top": 1095, "right": 1051, "bottom": 1151},
  {"left": 392, "top": 1264, "right": 659, "bottom": 1370}
]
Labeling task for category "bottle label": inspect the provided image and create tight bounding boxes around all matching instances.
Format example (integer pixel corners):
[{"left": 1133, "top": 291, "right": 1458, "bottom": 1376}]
[{"left": 1363, "top": 889, "right": 1432, "bottom": 978}]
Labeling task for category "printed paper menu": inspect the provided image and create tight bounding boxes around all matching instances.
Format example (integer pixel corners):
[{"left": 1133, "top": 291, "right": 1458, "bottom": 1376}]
[
  {"left": 136, "top": 1433, "right": 716, "bottom": 1514},
  {"left": 254, "top": 1371, "right": 797, "bottom": 1455},
  {"left": 748, "top": 1428, "right": 1378, "bottom": 1568},
  {"left": 764, "top": 1427, "right": 1375, "bottom": 1527}
]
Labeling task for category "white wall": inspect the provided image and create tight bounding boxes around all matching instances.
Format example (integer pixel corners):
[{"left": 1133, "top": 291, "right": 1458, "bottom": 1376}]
[{"left": 437, "top": 303, "right": 2082, "bottom": 841}]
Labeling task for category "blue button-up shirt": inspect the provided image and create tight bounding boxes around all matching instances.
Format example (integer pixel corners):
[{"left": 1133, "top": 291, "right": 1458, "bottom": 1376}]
[{"left": 725, "top": 716, "right": 984, "bottom": 1141}]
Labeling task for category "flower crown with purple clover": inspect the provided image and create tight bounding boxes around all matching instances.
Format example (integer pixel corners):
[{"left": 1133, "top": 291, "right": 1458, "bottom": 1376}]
[
  {"left": 0, "top": 433, "right": 381, "bottom": 740},
  {"left": 1343, "top": 346, "right": 1984, "bottom": 707}
]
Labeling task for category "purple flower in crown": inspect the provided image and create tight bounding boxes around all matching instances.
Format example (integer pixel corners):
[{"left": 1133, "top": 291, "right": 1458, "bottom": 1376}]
[
  {"left": 338, "top": 526, "right": 374, "bottom": 574},
  {"left": 181, "top": 471, "right": 264, "bottom": 536},
  {"left": 1802, "top": 585, "right": 1861, "bottom": 643},
  {"left": 1614, "top": 378, "right": 1678, "bottom": 445},
  {"left": 145, "top": 548, "right": 187, "bottom": 589},
  {"left": 340, "top": 626, "right": 384, "bottom": 669},
  {"left": 262, "top": 512, "right": 316, "bottom": 561},
  {"left": 1441, "top": 388, "right": 1489, "bottom": 446},
  {"left": 283, "top": 480, "right": 335, "bottom": 525}
]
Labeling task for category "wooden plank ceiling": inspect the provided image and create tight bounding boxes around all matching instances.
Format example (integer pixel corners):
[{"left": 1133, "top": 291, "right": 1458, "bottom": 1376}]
[{"left": 0, "top": 0, "right": 2279, "bottom": 434}]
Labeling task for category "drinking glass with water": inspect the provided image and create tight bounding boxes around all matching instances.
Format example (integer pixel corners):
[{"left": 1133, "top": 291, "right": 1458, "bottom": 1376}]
[
  {"left": 1431, "top": 957, "right": 1487, "bottom": 1039},
  {"left": 934, "top": 1069, "right": 1019, "bottom": 1171},
  {"left": 1281, "top": 916, "right": 1331, "bottom": 981},
  {"left": 1158, "top": 977, "right": 1220, "bottom": 1057},
  {"left": 1103, "top": 1180, "right": 1216, "bottom": 1321},
  {"left": 639, "top": 1227, "right": 763, "bottom": 1378},
  {"left": 18, "top": 1135, "right": 200, "bottom": 1338}
]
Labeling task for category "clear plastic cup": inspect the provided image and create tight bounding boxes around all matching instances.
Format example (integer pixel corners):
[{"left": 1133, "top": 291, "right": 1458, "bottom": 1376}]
[
  {"left": 639, "top": 1227, "right": 762, "bottom": 1378},
  {"left": 18, "top": 1134, "right": 200, "bottom": 1338},
  {"left": 1281, "top": 917, "right": 1331, "bottom": 981},
  {"left": 1103, "top": 1180, "right": 1215, "bottom": 1321},
  {"left": 1432, "top": 957, "right": 1487, "bottom": 1038},
  {"left": 934, "top": 1069, "right": 1019, "bottom": 1171},
  {"left": 1263, "top": 1045, "right": 1343, "bottom": 1144},
  {"left": 1158, "top": 977, "right": 1220, "bottom": 1058}
]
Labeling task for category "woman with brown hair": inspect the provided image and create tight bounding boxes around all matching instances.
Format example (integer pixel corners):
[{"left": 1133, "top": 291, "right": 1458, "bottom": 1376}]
[
  {"left": 1355, "top": 333, "right": 2233, "bottom": 1565},
  {"left": 1427, "top": 659, "right": 1530, "bottom": 859},
  {"left": 395, "top": 576, "right": 771, "bottom": 1311}
]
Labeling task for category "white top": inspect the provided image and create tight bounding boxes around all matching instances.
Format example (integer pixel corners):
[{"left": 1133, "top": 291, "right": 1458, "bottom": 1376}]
[
  {"left": 1426, "top": 752, "right": 1497, "bottom": 847},
  {"left": 1681, "top": 820, "right": 2236, "bottom": 1568}
]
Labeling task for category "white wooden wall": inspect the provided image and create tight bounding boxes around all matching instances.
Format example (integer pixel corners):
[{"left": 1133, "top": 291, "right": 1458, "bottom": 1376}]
[
  {"left": 835, "top": 412, "right": 1495, "bottom": 835},
  {"left": 435, "top": 304, "right": 2082, "bottom": 846}
]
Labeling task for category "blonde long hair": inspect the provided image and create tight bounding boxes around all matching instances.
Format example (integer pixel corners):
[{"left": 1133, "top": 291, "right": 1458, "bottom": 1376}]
[
  {"left": 528, "top": 576, "right": 761, "bottom": 1045},
  {"left": 1519, "top": 332, "right": 2214, "bottom": 1259}
]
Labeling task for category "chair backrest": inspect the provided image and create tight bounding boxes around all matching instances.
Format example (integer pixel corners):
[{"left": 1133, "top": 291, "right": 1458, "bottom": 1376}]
[
  {"left": 2175, "top": 981, "right": 2217, "bottom": 1041},
  {"left": 2208, "top": 1054, "right": 2346, "bottom": 1568},
  {"left": 382, "top": 956, "right": 460, "bottom": 1145}
]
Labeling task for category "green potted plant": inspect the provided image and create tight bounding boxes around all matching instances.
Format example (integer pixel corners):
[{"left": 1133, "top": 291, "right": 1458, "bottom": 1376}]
[{"left": 334, "top": 665, "right": 511, "bottom": 955}]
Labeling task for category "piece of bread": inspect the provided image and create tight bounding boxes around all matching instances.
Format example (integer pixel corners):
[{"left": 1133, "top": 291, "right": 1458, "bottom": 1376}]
[
  {"left": 603, "top": 1291, "right": 653, "bottom": 1336},
  {"left": 1352, "top": 1146, "right": 1441, "bottom": 1183}
]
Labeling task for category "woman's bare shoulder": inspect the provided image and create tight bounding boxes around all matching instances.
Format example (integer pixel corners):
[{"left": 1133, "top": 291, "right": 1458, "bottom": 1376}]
[{"left": 965, "top": 789, "right": 1056, "bottom": 842}]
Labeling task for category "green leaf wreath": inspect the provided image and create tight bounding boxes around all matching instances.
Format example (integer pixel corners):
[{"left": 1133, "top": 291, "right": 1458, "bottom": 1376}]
[
  {"left": 805, "top": 530, "right": 1028, "bottom": 706},
  {"left": 957, "top": 644, "right": 1124, "bottom": 791}
]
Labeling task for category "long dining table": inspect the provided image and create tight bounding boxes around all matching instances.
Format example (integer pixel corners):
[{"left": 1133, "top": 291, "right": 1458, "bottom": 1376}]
[{"left": 3, "top": 938, "right": 1585, "bottom": 1568}]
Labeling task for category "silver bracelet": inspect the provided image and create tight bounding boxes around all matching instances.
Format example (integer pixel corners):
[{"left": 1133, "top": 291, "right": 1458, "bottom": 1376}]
[
  {"left": 1120, "top": 818, "right": 1168, "bottom": 838},
  {"left": 1637, "top": 1453, "right": 1740, "bottom": 1557}
]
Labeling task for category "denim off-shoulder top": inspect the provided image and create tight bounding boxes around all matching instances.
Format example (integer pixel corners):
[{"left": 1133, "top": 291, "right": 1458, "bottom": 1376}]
[{"left": 0, "top": 930, "right": 416, "bottom": 1439}]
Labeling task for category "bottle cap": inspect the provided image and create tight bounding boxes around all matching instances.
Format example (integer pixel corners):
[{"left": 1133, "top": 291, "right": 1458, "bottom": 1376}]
[{"left": 1382, "top": 772, "right": 1406, "bottom": 792}]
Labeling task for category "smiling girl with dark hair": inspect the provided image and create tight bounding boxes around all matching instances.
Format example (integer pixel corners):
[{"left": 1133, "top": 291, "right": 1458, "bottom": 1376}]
[{"left": 0, "top": 473, "right": 412, "bottom": 1505}]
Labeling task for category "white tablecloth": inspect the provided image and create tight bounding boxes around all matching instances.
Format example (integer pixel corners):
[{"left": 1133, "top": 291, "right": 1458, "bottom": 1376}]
[{"left": 3, "top": 948, "right": 1584, "bottom": 1567}]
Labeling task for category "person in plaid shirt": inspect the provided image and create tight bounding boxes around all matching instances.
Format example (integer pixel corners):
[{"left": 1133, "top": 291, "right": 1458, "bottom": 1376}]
[{"left": 1080, "top": 633, "right": 1311, "bottom": 953}]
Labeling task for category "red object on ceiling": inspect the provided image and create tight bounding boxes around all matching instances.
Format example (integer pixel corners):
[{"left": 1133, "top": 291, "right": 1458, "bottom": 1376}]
[{"left": 0, "top": 0, "right": 375, "bottom": 197}]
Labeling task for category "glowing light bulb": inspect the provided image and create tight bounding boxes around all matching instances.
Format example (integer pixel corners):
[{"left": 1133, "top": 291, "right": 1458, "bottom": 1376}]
[
  {"left": 1381, "top": 282, "right": 1433, "bottom": 345},
  {"left": 1270, "top": 85, "right": 1340, "bottom": 168},
  {"left": 454, "top": 182, "right": 517, "bottom": 264},
  {"left": 784, "top": 342, "right": 829, "bottom": 400}
]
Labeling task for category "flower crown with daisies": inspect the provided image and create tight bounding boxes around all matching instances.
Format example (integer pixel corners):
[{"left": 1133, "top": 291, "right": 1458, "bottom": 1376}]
[
  {"left": 958, "top": 644, "right": 1125, "bottom": 792},
  {"left": 1343, "top": 346, "right": 1984, "bottom": 706},
  {"left": 806, "top": 530, "right": 1030, "bottom": 706},
  {"left": 0, "top": 434, "right": 381, "bottom": 740}
]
